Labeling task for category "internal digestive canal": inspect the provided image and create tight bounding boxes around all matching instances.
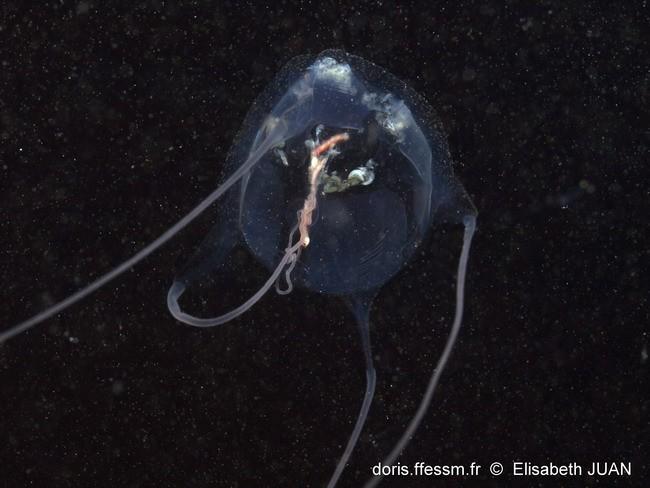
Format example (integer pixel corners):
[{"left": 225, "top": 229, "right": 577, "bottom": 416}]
[
  {"left": 275, "top": 131, "right": 350, "bottom": 295},
  {"left": 299, "top": 131, "right": 350, "bottom": 247}
]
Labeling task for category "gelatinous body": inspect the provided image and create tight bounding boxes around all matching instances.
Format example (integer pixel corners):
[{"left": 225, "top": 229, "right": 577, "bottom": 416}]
[
  {"left": 2, "top": 50, "right": 477, "bottom": 488},
  {"left": 168, "top": 50, "right": 477, "bottom": 488}
]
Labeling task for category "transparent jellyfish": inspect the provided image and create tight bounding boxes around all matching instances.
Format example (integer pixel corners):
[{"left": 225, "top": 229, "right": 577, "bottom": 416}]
[{"left": 1, "top": 50, "right": 477, "bottom": 487}]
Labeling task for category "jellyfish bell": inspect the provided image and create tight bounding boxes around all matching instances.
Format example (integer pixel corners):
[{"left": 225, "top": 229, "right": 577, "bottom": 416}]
[{"left": 1, "top": 50, "right": 476, "bottom": 488}]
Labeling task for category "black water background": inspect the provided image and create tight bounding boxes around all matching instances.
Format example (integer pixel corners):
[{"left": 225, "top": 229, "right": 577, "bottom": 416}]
[{"left": 0, "top": 2, "right": 646, "bottom": 487}]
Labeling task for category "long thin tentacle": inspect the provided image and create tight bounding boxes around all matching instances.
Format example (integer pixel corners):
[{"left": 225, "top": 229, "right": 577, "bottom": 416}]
[
  {"left": 327, "top": 297, "right": 377, "bottom": 488},
  {"left": 0, "top": 127, "right": 287, "bottom": 344},
  {"left": 364, "top": 214, "right": 476, "bottom": 488},
  {"left": 167, "top": 240, "right": 302, "bottom": 327}
]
